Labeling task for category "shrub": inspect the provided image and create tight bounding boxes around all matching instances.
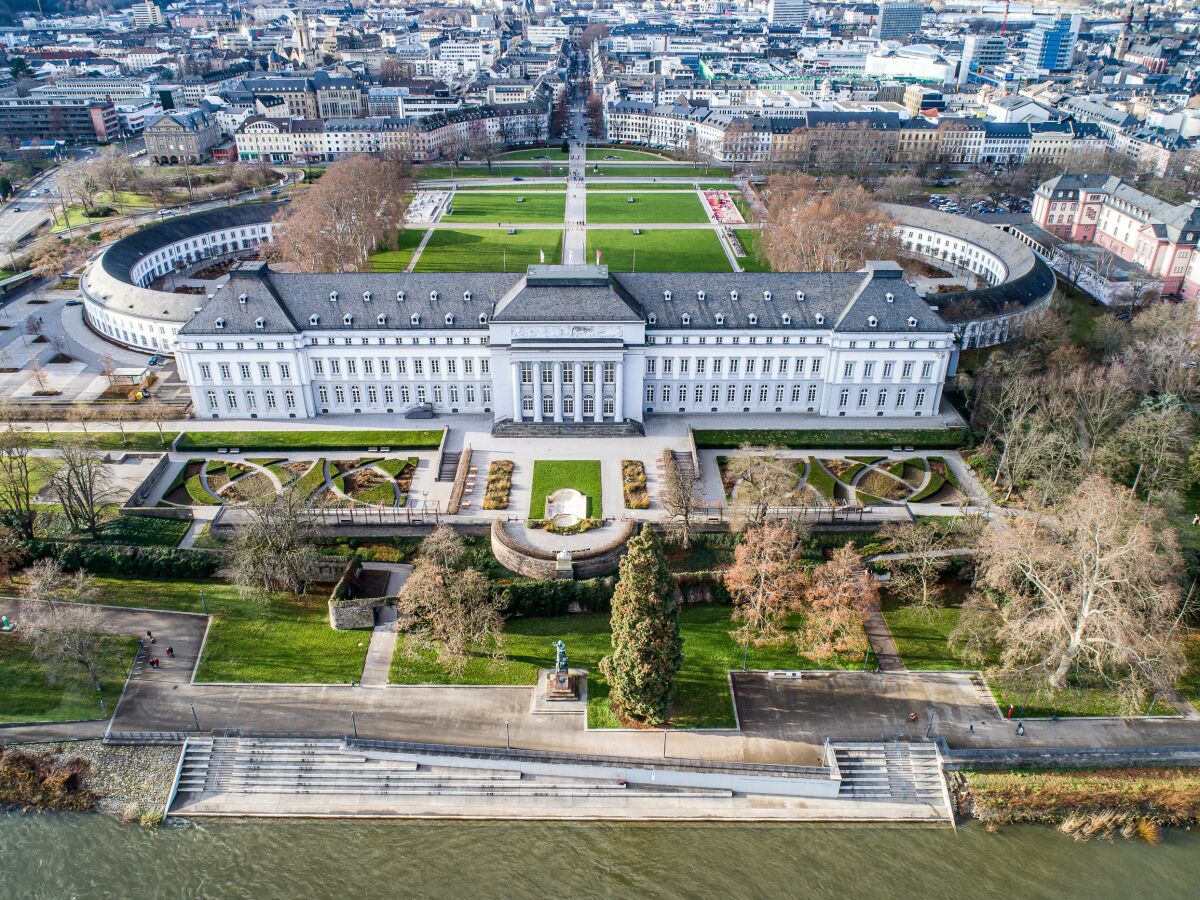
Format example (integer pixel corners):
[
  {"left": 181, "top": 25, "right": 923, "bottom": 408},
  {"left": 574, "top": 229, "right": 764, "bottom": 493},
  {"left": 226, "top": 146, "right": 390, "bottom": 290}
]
[
  {"left": 500, "top": 577, "right": 615, "bottom": 617},
  {"left": 22, "top": 540, "right": 221, "bottom": 578},
  {"left": 483, "top": 459, "right": 515, "bottom": 510},
  {"left": 621, "top": 459, "right": 649, "bottom": 509},
  {"left": 0, "top": 749, "right": 96, "bottom": 811}
]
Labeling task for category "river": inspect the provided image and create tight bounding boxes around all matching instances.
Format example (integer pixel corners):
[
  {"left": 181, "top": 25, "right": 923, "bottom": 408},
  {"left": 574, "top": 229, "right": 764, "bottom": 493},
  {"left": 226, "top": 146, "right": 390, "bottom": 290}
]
[{"left": 2, "top": 815, "right": 1199, "bottom": 899}]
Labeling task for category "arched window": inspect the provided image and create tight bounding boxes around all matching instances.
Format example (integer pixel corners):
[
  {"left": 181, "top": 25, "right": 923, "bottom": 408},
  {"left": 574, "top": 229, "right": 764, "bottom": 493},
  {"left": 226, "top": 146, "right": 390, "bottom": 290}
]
[
  {"left": 603, "top": 396, "right": 615, "bottom": 416},
  {"left": 583, "top": 395, "right": 595, "bottom": 416},
  {"left": 522, "top": 396, "right": 534, "bottom": 413}
]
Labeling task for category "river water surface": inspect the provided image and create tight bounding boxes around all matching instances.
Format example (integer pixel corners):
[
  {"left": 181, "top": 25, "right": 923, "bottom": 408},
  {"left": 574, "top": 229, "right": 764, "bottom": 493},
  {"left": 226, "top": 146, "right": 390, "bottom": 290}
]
[{"left": 2, "top": 815, "right": 1200, "bottom": 899}]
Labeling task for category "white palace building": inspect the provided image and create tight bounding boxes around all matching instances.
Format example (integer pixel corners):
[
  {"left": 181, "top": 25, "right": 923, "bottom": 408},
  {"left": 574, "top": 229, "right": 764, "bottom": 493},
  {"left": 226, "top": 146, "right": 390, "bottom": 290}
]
[{"left": 172, "top": 260, "right": 956, "bottom": 431}]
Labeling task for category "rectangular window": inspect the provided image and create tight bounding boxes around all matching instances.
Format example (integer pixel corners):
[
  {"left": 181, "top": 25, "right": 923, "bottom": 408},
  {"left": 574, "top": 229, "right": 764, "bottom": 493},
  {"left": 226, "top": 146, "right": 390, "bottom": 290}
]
[
  {"left": 696, "top": 358, "right": 706, "bottom": 375},
  {"left": 447, "top": 359, "right": 457, "bottom": 375},
  {"left": 915, "top": 388, "right": 927, "bottom": 407},
  {"left": 679, "top": 358, "right": 689, "bottom": 375},
  {"left": 414, "top": 360, "right": 425, "bottom": 376},
  {"left": 811, "top": 359, "right": 821, "bottom": 375},
  {"left": 334, "top": 386, "right": 345, "bottom": 404},
  {"left": 877, "top": 389, "right": 888, "bottom": 407},
  {"left": 265, "top": 390, "right": 277, "bottom": 409},
  {"left": 206, "top": 390, "right": 218, "bottom": 410},
  {"left": 603, "top": 362, "right": 615, "bottom": 384},
  {"left": 200, "top": 364, "right": 212, "bottom": 380},
  {"left": 763, "top": 358, "right": 772, "bottom": 375},
  {"left": 791, "top": 386, "right": 801, "bottom": 403},
  {"left": 921, "top": 362, "right": 933, "bottom": 379},
  {"left": 433, "top": 385, "right": 443, "bottom": 403},
  {"left": 416, "top": 386, "right": 426, "bottom": 403},
  {"left": 363, "top": 359, "right": 374, "bottom": 376},
  {"left": 727, "top": 385, "right": 736, "bottom": 403},
  {"left": 380, "top": 359, "right": 390, "bottom": 376},
  {"left": 226, "top": 390, "right": 238, "bottom": 410},
  {"left": 863, "top": 362, "right": 875, "bottom": 378},
  {"left": 384, "top": 386, "right": 394, "bottom": 404},
  {"left": 897, "top": 389, "right": 907, "bottom": 407},
  {"left": 743, "top": 385, "right": 753, "bottom": 403},
  {"left": 481, "top": 359, "right": 489, "bottom": 375},
  {"left": 239, "top": 364, "right": 251, "bottom": 379},
  {"left": 464, "top": 359, "right": 474, "bottom": 375},
  {"left": 711, "top": 385, "right": 720, "bottom": 403},
  {"left": 318, "top": 386, "right": 329, "bottom": 404},
  {"left": 662, "top": 358, "right": 673, "bottom": 375},
  {"left": 794, "top": 358, "right": 804, "bottom": 374},
  {"left": 729, "top": 358, "right": 739, "bottom": 375},
  {"left": 368, "top": 386, "right": 378, "bottom": 404},
  {"left": 838, "top": 389, "right": 849, "bottom": 408},
  {"left": 759, "top": 386, "right": 769, "bottom": 403},
  {"left": 902, "top": 362, "right": 914, "bottom": 378},
  {"left": 521, "top": 362, "right": 532, "bottom": 384},
  {"left": 843, "top": 362, "right": 855, "bottom": 378},
  {"left": 563, "top": 365, "right": 574, "bottom": 384},
  {"left": 219, "top": 364, "right": 231, "bottom": 379},
  {"left": 245, "top": 392, "right": 257, "bottom": 410},
  {"left": 661, "top": 385, "right": 671, "bottom": 403},
  {"left": 646, "top": 386, "right": 654, "bottom": 403},
  {"left": 258, "top": 364, "right": 270, "bottom": 379},
  {"left": 346, "top": 359, "right": 357, "bottom": 376},
  {"left": 883, "top": 362, "right": 894, "bottom": 378},
  {"left": 541, "top": 364, "right": 553, "bottom": 384},
  {"left": 397, "top": 359, "right": 407, "bottom": 375},
  {"left": 400, "top": 386, "right": 410, "bottom": 404},
  {"left": 431, "top": 359, "right": 440, "bottom": 376},
  {"left": 713, "top": 358, "right": 723, "bottom": 374},
  {"left": 465, "top": 385, "right": 475, "bottom": 403},
  {"left": 807, "top": 386, "right": 817, "bottom": 403}
]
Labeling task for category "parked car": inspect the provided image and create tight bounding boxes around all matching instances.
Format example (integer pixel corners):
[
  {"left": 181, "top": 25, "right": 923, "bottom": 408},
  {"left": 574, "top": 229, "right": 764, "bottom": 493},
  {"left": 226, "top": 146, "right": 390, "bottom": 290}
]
[
  {"left": 147, "top": 355, "right": 161, "bottom": 365},
  {"left": 64, "top": 299, "right": 82, "bottom": 306},
  {"left": 12, "top": 205, "right": 20, "bottom": 212},
  {"left": 512, "top": 176, "right": 525, "bottom": 181}
]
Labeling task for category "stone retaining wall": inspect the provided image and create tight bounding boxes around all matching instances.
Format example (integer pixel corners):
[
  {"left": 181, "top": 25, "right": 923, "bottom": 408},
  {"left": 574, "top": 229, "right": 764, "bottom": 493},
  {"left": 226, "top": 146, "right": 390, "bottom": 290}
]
[
  {"left": 490, "top": 519, "right": 636, "bottom": 580},
  {"left": 328, "top": 596, "right": 388, "bottom": 630}
]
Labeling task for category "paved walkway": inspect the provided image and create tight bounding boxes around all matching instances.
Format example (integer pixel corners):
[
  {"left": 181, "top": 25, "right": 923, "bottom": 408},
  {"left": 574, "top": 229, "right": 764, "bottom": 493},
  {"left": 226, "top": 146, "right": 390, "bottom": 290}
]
[
  {"left": 361, "top": 605, "right": 398, "bottom": 687},
  {"left": 863, "top": 607, "right": 904, "bottom": 672}
]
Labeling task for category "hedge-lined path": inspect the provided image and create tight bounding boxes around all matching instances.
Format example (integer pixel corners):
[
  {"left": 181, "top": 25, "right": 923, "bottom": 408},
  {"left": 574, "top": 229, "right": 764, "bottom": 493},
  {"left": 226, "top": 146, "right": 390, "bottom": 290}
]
[
  {"left": 862, "top": 606, "right": 904, "bottom": 673},
  {"left": 360, "top": 563, "right": 410, "bottom": 688}
]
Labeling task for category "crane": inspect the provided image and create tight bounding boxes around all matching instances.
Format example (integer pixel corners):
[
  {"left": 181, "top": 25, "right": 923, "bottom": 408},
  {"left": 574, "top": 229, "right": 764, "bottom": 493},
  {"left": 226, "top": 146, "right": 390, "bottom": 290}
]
[{"left": 1000, "top": 0, "right": 1010, "bottom": 37}]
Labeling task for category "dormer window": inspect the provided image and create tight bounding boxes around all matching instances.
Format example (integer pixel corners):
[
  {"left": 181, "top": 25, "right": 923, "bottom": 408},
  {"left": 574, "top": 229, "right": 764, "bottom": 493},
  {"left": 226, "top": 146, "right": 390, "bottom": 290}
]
[
  {"left": 214, "top": 317, "right": 225, "bottom": 329},
  {"left": 445, "top": 313, "right": 455, "bottom": 325},
  {"left": 410, "top": 313, "right": 421, "bottom": 326},
  {"left": 763, "top": 290, "right": 771, "bottom": 301},
  {"left": 377, "top": 313, "right": 388, "bottom": 325},
  {"left": 747, "top": 313, "right": 757, "bottom": 325},
  {"left": 714, "top": 312, "right": 724, "bottom": 326},
  {"left": 329, "top": 291, "right": 338, "bottom": 303},
  {"left": 363, "top": 291, "right": 372, "bottom": 302},
  {"left": 238, "top": 292, "right": 248, "bottom": 304},
  {"left": 343, "top": 314, "right": 354, "bottom": 326},
  {"left": 814, "top": 313, "right": 824, "bottom": 325},
  {"left": 663, "top": 290, "right": 671, "bottom": 301},
  {"left": 478, "top": 313, "right": 488, "bottom": 325},
  {"left": 309, "top": 314, "right": 320, "bottom": 326},
  {"left": 429, "top": 290, "right": 438, "bottom": 301},
  {"left": 868, "top": 315, "right": 878, "bottom": 327},
  {"left": 781, "top": 313, "right": 791, "bottom": 325},
  {"left": 796, "top": 290, "right": 805, "bottom": 301},
  {"left": 730, "top": 289, "right": 739, "bottom": 302},
  {"left": 254, "top": 317, "right": 265, "bottom": 329},
  {"left": 697, "top": 290, "right": 705, "bottom": 302},
  {"left": 681, "top": 312, "right": 691, "bottom": 326},
  {"left": 647, "top": 312, "right": 657, "bottom": 325},
  {"left": 462, "top": 290, "right": 471, "bottom": 302},
  {"left": 396, "top": 290, "right": 405, "bottom": 302},
  {"left": 885, "top": 292, "right": 895, "bottom": 303},
  {"left": 907, "top": 316, "right": 918, "bottom": 328}
]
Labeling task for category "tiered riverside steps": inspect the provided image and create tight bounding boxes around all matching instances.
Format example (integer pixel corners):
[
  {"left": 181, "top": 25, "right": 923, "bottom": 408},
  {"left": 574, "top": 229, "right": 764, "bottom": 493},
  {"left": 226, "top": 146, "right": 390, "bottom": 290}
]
[
  {"left": 167, "top": 737, "right": 952, "bottom": 823},
  {"left": 437, "top": 451, "right": 461, "bottom": 482},
  {"left": 829, "top": 741, "right": 946, "bottom": 807}
]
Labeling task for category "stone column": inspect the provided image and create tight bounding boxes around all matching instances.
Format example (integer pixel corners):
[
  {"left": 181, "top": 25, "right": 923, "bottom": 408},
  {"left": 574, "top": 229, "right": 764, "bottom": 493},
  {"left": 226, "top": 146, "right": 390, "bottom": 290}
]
[
  {"left": 573, "top": 362, "right": 583, "bottom": 423},
  {"left": 614, "top": 359, "right": 624, "bottom": 422},
  {"left": 510, "top": 360, "right": 522, "bottom": 423},
  {"left": 533, "top": 361, "right": 544, "bottom": 423},
  {"left": 552, "top": 361, "right": 563, "bottom": 423},
  {"left": 594, "top": 363, "right": 605, "bottom": 423}
]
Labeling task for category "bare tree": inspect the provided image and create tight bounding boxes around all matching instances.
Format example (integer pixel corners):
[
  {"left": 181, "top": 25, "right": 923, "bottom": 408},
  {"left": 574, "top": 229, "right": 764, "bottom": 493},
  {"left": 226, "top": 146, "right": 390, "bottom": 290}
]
[
  {"left": 879, "top": 517, "right": 980, "bottom": 611},
  {"left": 953, "top": 476, "right": 1186, "bottom": 707},
  {"left": 19, "top": 560, "right": 115, "bottom": 696},
  {"left": 228, "top": 488, "right": 319, "bottom": 596},
  {"left": 1095, "top": 400, "right": 1194, "bottom": 508},
  {"left": 142, "top": 399, "right": 174, "bottom": 449},
  {"left": 725, "top": 520, "right": 810, "bottom": 663},
  {"left": 28, "top": 358, "right": 49, "bottom": 393},
  {"left": 396, "top": 527, "right": 504, "bottom": 676},
  {"left": 0, "top": 431, "right": 40, "bottom": 538},
  {"left": 800, "top": 543, "right": 878, "bottom": 660},
  {"left": 49, "top": 441, "right": 114, "bottom": 539},
  {"left": 66, "top": 406, "right": 94, "bottom": 436},
  {"left": 658, "top": 450, "right": 702, "bottom": 549},
  {"left": 98, "top": 355, "right": 119, "bottom": 389},
  {"left": 107, "top": 404, "right": 133, "bottom": 446},
  {"left": 723, "top": 447, "right": 797, "bottom": 529}
]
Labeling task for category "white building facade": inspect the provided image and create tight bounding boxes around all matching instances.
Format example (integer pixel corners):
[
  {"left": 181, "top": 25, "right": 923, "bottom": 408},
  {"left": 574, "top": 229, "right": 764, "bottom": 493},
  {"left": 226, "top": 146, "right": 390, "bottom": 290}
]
[{"left": 174, "top": 263, "right": 954, "bottom": 427}]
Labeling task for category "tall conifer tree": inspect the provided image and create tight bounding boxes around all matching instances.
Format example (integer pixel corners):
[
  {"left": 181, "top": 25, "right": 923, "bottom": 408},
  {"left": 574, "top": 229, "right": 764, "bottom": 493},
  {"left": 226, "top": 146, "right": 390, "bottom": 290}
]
[{"left": 600, "top": 526, "right": 683, "bottom": 726}]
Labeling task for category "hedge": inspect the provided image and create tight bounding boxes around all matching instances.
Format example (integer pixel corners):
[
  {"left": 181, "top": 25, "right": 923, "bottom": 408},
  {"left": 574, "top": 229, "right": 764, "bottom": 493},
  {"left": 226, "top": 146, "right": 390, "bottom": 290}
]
[
  {"left": 500, "top": 577, "right": 615, "bottom": 617},
  {"left": 693, "top": 427, "right": 969, "bottom": 450},
  {"left": 176, "top": 430, "right": 442, "bottom": 452},
  {"left": 23, "top": 540, "right": 222, "bottom": 579}
]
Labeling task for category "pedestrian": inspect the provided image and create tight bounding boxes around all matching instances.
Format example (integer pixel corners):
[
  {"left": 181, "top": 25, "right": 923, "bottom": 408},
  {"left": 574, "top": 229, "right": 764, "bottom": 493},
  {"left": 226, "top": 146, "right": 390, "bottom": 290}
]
[
  {"left": 167, "top": 646, "right": 175, "bottom": 657},
  {"left": 150, "top": 657, "right": 159, "bottom": 668},
  {"left": 1006, "top": 703, "right": 1013, "bottom": 720},
  {"left": 146, "top": 630, "right": 156, "bottom": 644},
  {"left": 1016, "top": 721, "right": 1025, "bottom": 736}
]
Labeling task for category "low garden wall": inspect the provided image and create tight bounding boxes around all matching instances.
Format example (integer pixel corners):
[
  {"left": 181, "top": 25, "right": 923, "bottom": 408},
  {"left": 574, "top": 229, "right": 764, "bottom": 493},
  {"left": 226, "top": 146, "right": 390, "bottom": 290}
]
[
  {"left": 490, "top": 519, "right": 636, "bottom": 580},
  {"left": 327, "top": 554, "right": 392, "bottom": 630}
]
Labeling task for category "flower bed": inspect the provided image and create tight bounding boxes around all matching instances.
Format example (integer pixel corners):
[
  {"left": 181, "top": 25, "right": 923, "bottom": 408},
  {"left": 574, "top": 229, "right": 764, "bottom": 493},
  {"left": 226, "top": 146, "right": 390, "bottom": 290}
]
[
  {"left": 621, "top": 459, "right": 649, "bottom": 509},
  {"left": 483, "top": 459, "right": 515, "bottom": 510}
]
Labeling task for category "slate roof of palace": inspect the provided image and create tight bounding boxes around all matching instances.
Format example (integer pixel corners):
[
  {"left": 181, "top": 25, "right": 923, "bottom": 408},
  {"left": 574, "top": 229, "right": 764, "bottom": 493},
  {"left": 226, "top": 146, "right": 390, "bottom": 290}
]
[{"left": 180, "top": 262, "right": 950, "bottom": 336}]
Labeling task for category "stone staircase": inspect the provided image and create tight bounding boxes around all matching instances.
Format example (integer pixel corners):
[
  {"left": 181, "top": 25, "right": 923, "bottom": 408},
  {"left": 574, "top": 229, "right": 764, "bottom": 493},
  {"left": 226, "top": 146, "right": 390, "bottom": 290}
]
[
  {"left": 829, "top": 741, "right": 947, "bottom": 806},
  {"left": 490, "top": 419, "right": 645, "bottom": 438},
  {"left": 670, "top": 450, "right": 697, "bottom": 484},
  {"left": 437, "top": 451, "right": 460, "bottom": 482}
]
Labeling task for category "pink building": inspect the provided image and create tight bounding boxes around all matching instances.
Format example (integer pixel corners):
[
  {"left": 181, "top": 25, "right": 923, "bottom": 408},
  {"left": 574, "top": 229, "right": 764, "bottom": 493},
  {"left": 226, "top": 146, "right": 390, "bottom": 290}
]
[{"left": 1033, "top": 174, "right": 1200, "bottom": 298}]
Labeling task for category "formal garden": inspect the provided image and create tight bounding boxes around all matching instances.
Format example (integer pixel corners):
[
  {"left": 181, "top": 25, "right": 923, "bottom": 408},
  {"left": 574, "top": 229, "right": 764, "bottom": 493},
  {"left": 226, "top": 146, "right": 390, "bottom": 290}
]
[
  {"left": 585, "top": 228, "right": 730, "bottom": 272},
  {"left": 585, "top": 192, "right": 709, "bottom": 224}
]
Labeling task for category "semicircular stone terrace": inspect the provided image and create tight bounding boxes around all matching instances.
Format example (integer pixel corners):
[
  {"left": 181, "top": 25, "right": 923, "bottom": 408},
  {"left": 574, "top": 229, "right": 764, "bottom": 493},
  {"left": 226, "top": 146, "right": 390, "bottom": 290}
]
[
  {"left": 882, "top": 203, "right": 1057, "bottom": 349},
  {"left": 81, "top": 202, "right": 284, "bottom": 355}
]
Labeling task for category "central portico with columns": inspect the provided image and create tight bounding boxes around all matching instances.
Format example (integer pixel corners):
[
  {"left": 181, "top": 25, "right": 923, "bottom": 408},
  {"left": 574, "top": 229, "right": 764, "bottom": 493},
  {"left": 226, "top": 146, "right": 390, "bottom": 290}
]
[{"left": 489, "top": 265, "right": 646, "bottom": 434}]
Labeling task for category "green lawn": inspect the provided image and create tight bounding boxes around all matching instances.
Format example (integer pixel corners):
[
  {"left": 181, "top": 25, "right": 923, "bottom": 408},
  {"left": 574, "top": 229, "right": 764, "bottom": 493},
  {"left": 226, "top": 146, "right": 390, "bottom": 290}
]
[
  {"left": 368, "top": 229, "right": 427, "bottom": 272},
  {"left": 176, "top": 430, "right": 441, "bottom": 452},
  {"left": 27, "top": 575, "right": 371, "bottom": 684},
  {"left": 587, "top": 229, "right": 730, "bottom": 272},
  {"left": 528, "top": 459, "right": 603, "bottom": 519},
  {"left": 590, "top": 165, "right": 732, "bottom": 178},
  {"left": 415, "top": 229, "right": 563, "bottom": 272},
  {"left": 693, "top": 427, "right": 969, "bottom": 450},
  {"left": 495, "top": 148, "right": 570, "bottom": 161},
  {"left": 454, "top": 184, "right": 567, "bottom": 192},
  {"left": 444, "top": 192, "right": 565, "bottom": 224},
  {"left": 586, "top": 192, "right": 708, "bottom": 224},
  {"left": 881, "top": 596, "right": 966, "bottom": 671},
  {"left": 32, "top": 512, "right": 189, "bottom": 547},
  {"left": 389, "top": 604, "right": 868, "bottom": 729},
  {"left": 417, "top": 164, "right": 569, "bottom": 181},
  {"left": 737, "top": 228, "right": 773, "bottom": 272},
  {"left": 1180, "top": 634, "right": 1200, "bottom": 709},
  {"left": 0, "top": 633, "right": 138, "bottom": 724},
  {"left": 588, "top": 184, "right": 710, "bottom": 192},
  {"left": 586, "top": 149, "right": 670, "bottom": 161},
  {"left": 22, "top": 431, "right": 177, "bottom": 451}
]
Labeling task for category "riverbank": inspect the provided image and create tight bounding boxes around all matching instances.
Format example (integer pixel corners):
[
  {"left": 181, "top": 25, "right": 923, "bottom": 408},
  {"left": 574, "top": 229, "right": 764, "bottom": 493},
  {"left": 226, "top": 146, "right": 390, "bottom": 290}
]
[
  {"left": 953, "top": 767, "right": 1200, "bottom": 839},
  {"left": 1, "top": 741, "right": 177, "bottom": 820}
]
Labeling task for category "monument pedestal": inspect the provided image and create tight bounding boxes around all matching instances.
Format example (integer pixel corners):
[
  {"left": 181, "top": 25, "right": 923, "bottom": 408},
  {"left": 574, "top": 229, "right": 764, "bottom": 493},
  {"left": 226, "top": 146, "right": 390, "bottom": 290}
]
[{"left": 530, "top": 668, "right": 588, "bottom": 715}]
